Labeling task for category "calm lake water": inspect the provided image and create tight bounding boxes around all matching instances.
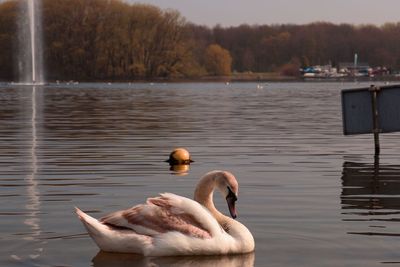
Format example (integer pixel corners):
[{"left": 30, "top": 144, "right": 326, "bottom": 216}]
[{"left": 1, "top": 81, "right": 400, "bottom": 267}]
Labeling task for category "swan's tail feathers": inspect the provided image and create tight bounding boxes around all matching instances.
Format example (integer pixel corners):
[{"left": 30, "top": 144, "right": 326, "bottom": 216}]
[
  {"left": 75, "top": 207, "right": 151, "bottom": 254},
  {"left": 75, "top": 207, "right": 108, "bottom": 238}
]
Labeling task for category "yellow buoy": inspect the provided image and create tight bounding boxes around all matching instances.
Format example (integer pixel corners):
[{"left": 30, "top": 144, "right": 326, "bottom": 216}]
[{"left": 166, "top": 148, "right": 193, "bottom": 165}]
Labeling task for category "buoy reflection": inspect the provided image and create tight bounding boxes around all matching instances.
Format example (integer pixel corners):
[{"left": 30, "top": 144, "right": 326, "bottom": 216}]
[{"left": 170, "top": 164, "right": 190, "bottom": 176}]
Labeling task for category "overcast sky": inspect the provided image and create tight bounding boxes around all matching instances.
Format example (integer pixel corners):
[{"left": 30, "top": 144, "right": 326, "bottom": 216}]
[{"left": 127, "top": 0, "right": 400, "bottom": 27}]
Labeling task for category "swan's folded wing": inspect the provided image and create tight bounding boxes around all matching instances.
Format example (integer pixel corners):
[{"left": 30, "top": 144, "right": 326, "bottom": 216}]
[{"left": 100, "top": 193, "right": 221, "bottom": 239}]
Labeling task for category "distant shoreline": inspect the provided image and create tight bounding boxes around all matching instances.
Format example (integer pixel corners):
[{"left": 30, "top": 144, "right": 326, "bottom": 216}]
[{"left": 3, "top": 72, "right": 400, "bottom": 84}]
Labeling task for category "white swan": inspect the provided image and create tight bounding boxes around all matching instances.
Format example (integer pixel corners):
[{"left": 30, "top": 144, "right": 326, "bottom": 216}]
[{"left": 75, "top": 170, "right": 255, "bottom": 256}]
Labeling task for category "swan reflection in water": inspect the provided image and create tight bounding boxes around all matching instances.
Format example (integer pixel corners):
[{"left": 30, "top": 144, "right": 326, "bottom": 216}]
[
  {"left": 92, "top": 251, "right": 255, "bottom": 267},
  {"left": 341, "top": 160, "right": 400, "bottom": 236}
]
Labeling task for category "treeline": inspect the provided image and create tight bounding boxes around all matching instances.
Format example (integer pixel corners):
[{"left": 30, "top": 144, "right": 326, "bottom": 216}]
[
  {"left": 198, "top": 22, "right": 400, "bottom": 74},
  {"left": 1, "top": 0, "right": 400, "bottom": 81}
]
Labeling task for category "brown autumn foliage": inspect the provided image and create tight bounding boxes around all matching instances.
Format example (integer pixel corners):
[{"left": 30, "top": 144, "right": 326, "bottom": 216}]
[
  {"left": 204, "top": 44, "right": 232, "bottom": 76},
  {"left": 1, "top": 0, "right": 400, "bottom": 81},
  {"left": 280, "top": 58, "right": 301, "bottom": 77},
  {"left": 188, "top": 22, "right": 400, "bottom": 74},
  {"left": 41, "top": 0, "right": 192, "bottom": 80},
  {"left": 0, "top": 1, "right": 18, "bottom": 80}
]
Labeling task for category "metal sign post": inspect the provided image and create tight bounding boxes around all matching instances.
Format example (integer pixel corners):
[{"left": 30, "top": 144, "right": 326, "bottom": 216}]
[{"left": 369, "top": 85, "right": 380, "bottom": 155}]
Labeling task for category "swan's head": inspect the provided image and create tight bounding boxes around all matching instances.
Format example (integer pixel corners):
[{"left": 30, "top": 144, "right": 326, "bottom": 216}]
[{"left": 214, "top": 171, "right": 239, "bottom": 219}]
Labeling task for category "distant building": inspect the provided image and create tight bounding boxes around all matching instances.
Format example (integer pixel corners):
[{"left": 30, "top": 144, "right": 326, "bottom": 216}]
[
  {"left": 300, "top": 62, "right": 392, "bottom": 78},
  {"left": 338, "top": 62, "right": 370, "bottom": 77},
  {"left": 300, "top": 64, "right": 344, "bottom": 78}
]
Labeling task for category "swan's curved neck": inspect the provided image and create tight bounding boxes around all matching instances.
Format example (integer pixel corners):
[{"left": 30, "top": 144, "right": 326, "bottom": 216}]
[{"left": 194, "top": 173, "right": 228, "bottom": 225}]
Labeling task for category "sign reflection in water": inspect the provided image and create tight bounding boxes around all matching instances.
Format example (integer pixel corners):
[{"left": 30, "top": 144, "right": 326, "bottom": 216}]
[{"left": 341, "top": 160, "right": 400, "bottom": 237}]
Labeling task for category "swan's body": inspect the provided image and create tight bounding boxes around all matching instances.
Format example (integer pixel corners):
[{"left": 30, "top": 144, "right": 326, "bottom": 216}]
[{"left": 76, "top": 170, "right": 254, "bottom": 256}]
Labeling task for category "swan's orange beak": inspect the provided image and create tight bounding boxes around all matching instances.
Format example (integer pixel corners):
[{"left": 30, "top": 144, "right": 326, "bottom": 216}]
[{"left": 226, "top": 187, "right": 238, "bottom": 219}]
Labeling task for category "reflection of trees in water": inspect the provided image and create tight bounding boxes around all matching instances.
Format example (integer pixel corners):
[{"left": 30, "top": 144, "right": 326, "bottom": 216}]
[
  {"left": 341, "top": 160, "right": 400, "bottom": 236},
  {"left": 92, "top": 251, "right": 255, "bottom": 267},
  {"left": 41, "top": 88, "right": 192, "bottom": 137}
]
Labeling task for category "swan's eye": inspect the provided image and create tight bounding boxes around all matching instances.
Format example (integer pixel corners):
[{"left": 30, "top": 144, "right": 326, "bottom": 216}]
[{"left": 226, "top": 186, "right": 237, "bottom": 201}]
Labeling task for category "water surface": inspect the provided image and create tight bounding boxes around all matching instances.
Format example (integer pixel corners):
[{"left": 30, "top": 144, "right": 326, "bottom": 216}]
[{"left": 1, "top": 81, "right": 400, "bottom": 267}]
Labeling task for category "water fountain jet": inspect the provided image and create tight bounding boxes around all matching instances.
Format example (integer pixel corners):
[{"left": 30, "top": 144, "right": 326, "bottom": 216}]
[{"left": 17, "top": 0, "right": 44, "bottom": 85}]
